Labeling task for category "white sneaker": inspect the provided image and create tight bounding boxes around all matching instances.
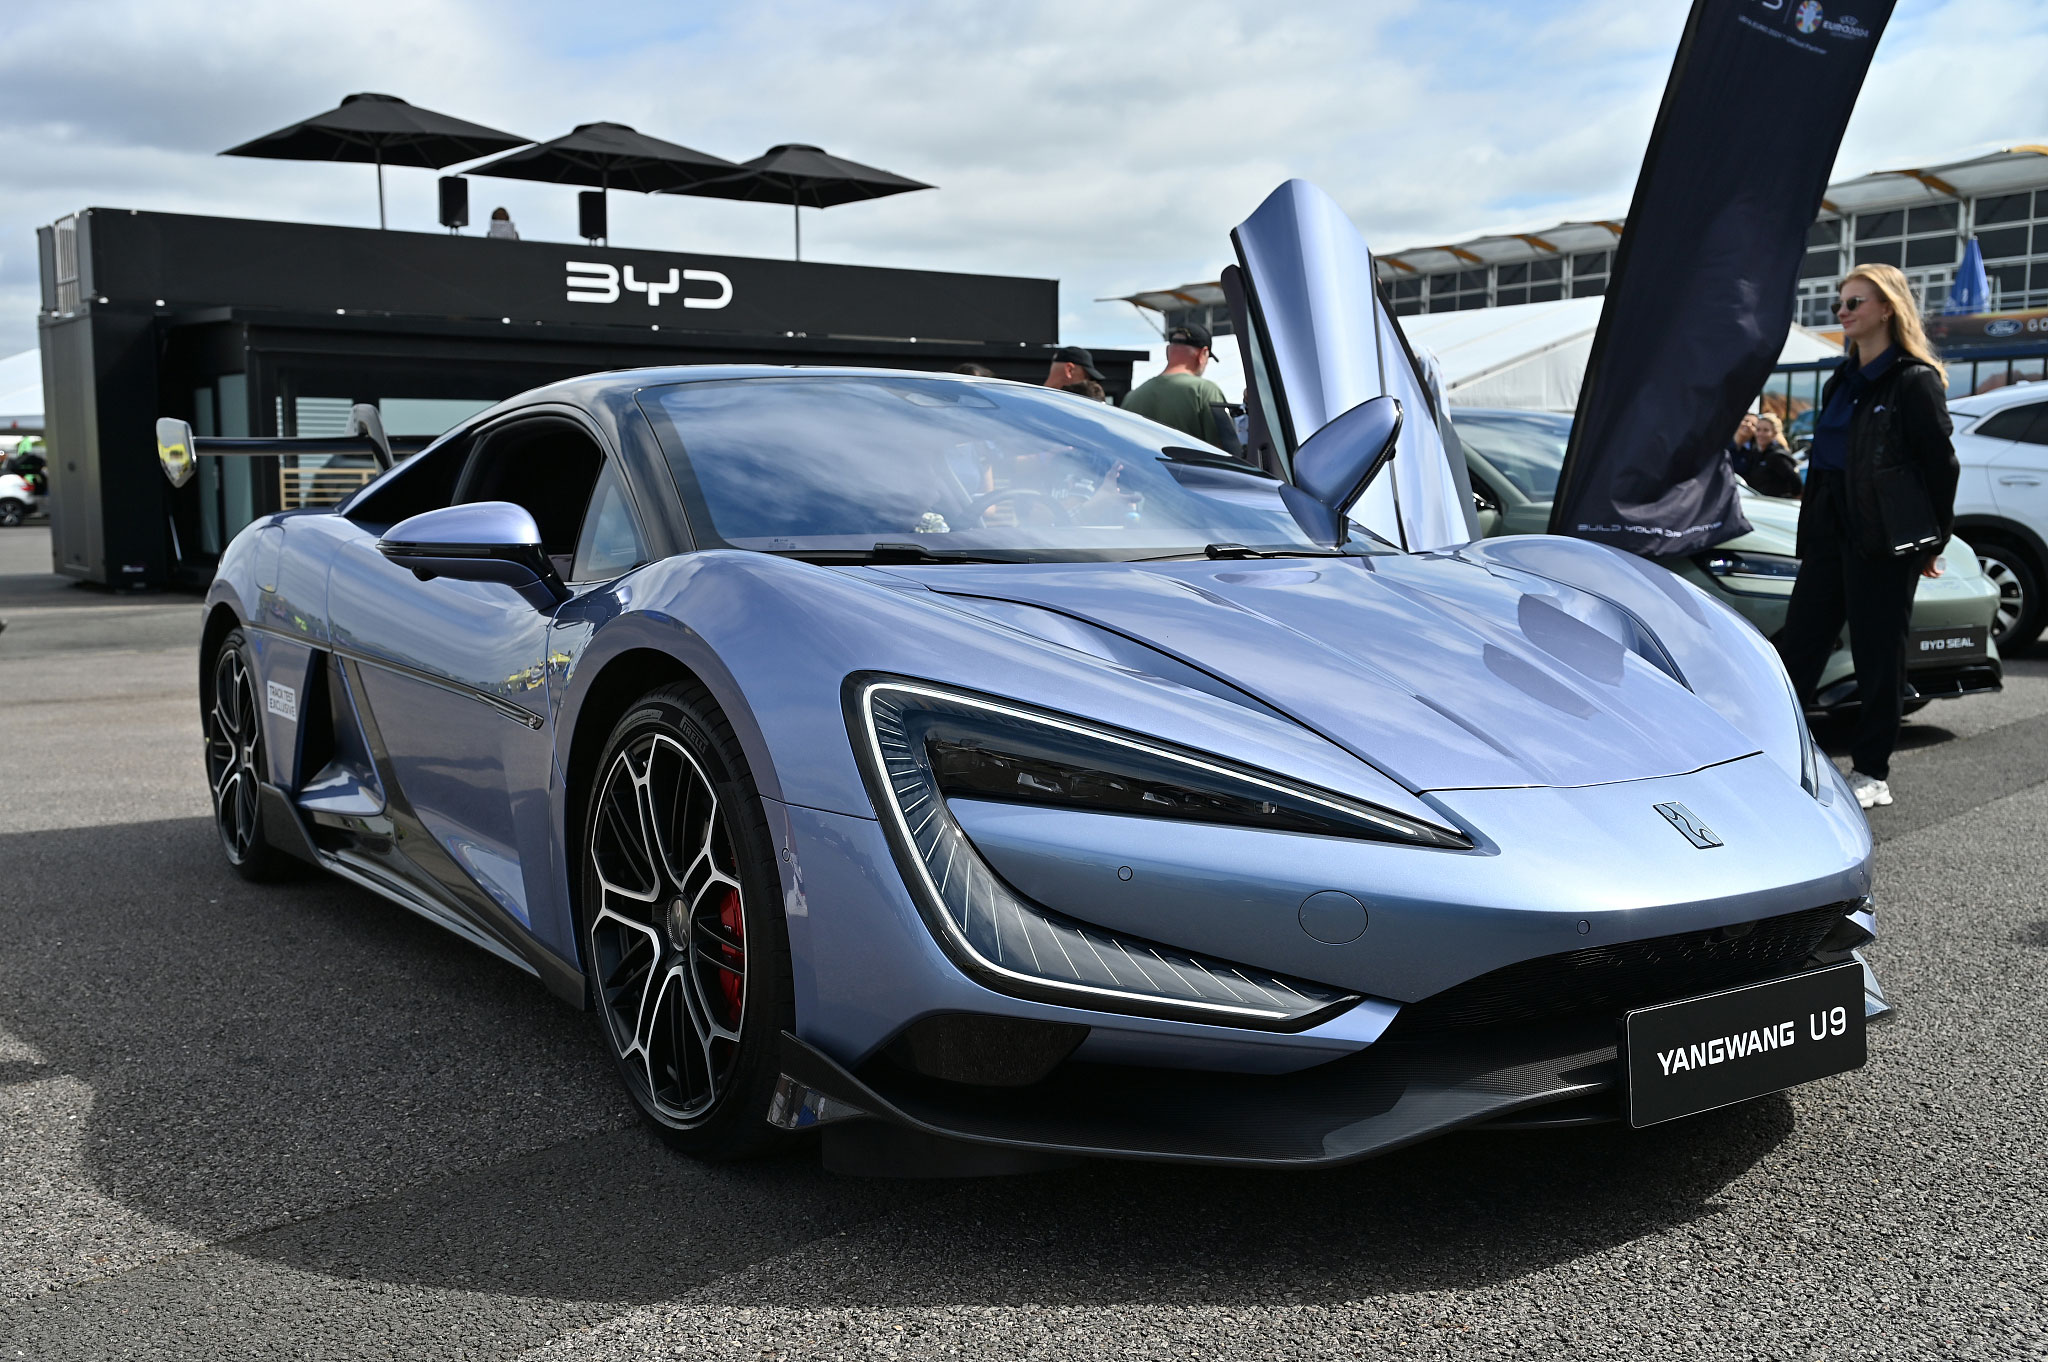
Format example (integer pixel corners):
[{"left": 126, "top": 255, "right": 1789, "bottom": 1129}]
[{"left": 1848, "top": 771, "right": 1893, "bottom": 809}]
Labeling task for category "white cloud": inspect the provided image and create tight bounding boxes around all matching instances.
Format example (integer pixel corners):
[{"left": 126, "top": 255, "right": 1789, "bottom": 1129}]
[{"left": 0, "top": 0, "right": 2041, "bottom": 358}]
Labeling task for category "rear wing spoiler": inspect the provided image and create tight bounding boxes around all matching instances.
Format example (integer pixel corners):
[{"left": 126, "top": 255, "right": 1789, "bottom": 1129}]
[{"left": 155, "top": 403, "right": 430, "bottom": 488}]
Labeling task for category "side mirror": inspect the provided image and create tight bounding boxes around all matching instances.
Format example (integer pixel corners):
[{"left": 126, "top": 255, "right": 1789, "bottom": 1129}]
[
  {"left": 377, "top": 502, "right": 571, "bottom": 611},
  {"left": 1279, "top": 395, "right": 1402, "bottom": 546},
  {"left": 157, "top": 417, "right": 197, "bottom": 488}
]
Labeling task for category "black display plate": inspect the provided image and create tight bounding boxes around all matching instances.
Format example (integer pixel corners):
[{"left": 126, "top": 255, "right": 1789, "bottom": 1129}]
[
  {"left": 1625, "top": 961, "right": 1866, "bottom": 1127},
  {"left": 1910, "top": 623, "right": 1989, "bottom": 665}
]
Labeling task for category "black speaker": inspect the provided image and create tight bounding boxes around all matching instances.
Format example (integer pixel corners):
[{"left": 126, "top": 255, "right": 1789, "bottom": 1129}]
[
  {"left": 438, "top": 177, "right": 468, "bottom": 231},
  {"left": 579, "top": 190, "right": 607, "bottom": 244}
]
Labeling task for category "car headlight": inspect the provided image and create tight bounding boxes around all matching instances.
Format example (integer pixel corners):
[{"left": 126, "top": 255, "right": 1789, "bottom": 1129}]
[
  {"left": 1775, "top": 654, "right": 1824, "bottom": 800},
  {"left": 847, "top": 677, "right": 1470, "bottom": 1030},
  {"left": 1697, "top": 549, "right": 1802, "bottom": 595}
]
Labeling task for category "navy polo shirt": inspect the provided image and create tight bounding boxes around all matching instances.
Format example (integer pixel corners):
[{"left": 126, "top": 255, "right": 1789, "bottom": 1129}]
[{"left": 1807, "top": 347, "right": 1898, "bottom": 473}]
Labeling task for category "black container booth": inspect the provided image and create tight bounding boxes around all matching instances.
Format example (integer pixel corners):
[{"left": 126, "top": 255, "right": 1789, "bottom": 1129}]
[{"left": 37, "top": 208, "right": 1135, "bottom": 588}]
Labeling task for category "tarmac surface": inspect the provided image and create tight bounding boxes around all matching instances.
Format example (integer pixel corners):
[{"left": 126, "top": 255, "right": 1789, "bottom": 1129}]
[{"left": 0, "top": 522, "right": 2043, "bottom": 1360}]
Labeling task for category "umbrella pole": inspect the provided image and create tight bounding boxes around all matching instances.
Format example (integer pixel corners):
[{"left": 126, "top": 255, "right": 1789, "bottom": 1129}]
[
  {"left": 794, "top": 201, "right": 801, "bottom": 262},
  {"left": 375, "top": 147, "right": 386, "bottom": 230}
]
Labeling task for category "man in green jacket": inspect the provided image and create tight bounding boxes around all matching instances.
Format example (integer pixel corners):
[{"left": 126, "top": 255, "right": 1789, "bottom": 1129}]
[{"left": 1123, "top": 323, "right": 1228, "bottom": 444}]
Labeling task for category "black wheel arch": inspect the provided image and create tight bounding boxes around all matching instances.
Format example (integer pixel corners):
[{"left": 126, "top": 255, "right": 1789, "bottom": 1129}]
[
  {"left": 1954, "top": 514, "right": 2048, "bottom": 572},
  {"left": 560, "top": 648, "right": 705, "bottom": 975},
  {"left": 198, "top": 602, "right": 244, "bottom": 725}
]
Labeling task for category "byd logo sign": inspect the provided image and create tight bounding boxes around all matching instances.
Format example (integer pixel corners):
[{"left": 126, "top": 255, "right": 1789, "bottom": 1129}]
[{"left": 565, "top": 261, "right": 733, "bottom": 309}]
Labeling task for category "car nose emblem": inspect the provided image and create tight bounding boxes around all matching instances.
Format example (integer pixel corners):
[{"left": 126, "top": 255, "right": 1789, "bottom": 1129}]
[{"left": 1654, "top": 801, "right": 1722, "bottom": 849}]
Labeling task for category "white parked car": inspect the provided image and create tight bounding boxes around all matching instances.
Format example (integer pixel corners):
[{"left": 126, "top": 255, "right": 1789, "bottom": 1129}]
[
  {"left": 0, "top": 449, "right": 45, "bottom": 527},
  {"left": 1951, "top": 382, "right": 2048, "bottom": 652}
]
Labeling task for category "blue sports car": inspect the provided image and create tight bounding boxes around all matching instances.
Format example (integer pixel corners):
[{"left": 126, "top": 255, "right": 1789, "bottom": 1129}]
[{"left": 159, "top": 183, "right": 1885, "bottom": 1173}]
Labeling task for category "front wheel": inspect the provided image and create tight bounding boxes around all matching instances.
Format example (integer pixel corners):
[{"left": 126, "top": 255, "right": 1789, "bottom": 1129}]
[
  {"left": 581, "top": 682, "right": 794, "bottom": 1160},
  {"left": 205, "top": 630, "right": 297, "bottom": 881}
]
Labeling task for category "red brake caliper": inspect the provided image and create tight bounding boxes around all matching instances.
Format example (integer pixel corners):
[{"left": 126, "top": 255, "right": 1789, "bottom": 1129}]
[{"left": 716, "top": 887, "right": 745, "bottom": 1025}]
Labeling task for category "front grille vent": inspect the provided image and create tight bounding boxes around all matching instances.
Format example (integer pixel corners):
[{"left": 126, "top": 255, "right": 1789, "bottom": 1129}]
[{"left": 1383, "top": 902, "right": 1853, "bottom": 1039}]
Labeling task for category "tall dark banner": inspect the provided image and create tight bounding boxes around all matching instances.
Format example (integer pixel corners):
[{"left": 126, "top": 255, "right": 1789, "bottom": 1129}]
[{"left": 1551, "top": 0, "right": 1895, "bottom": 556}]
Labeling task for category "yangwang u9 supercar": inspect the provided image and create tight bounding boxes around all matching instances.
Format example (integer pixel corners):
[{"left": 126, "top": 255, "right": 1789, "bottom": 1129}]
[{"left": 158, "top": 181, "right": 1887, "bottom": 1174}]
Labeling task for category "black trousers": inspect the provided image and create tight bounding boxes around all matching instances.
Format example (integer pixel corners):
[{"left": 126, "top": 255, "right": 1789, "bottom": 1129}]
[{"left": 1775, "top": 471, "right": 1923, "bottom": 779}]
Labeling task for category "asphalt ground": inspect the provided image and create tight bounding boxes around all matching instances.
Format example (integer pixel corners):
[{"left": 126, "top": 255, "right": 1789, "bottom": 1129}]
[{"left": 0, "top": 522, "right": 2043, "bottom": 1361}]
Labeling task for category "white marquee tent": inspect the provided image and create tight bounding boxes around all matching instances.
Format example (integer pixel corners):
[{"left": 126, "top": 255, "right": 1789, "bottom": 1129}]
[
  {"left": 1401, "top": 298, "right": 1841, "bottom": 411},
  {"left": 1121, "top": 298, "right": 1840, "bottom": 415},
  {"left": 0, "top": 350, "right": 44, "bottom": 432}
]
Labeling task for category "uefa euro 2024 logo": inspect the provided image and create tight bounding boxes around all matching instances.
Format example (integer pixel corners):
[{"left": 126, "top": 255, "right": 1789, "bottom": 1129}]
[{"left": 1794, "top": 0, "right": 1824, "bottom": 33}]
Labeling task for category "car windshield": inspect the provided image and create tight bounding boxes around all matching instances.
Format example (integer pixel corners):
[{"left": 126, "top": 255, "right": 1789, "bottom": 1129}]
[
  {"left": 1450, "top": 409, "right": 1572, "bottom": 501},
  {"left": 642, "top": 375, "right": 1372, "bottom": 561}
]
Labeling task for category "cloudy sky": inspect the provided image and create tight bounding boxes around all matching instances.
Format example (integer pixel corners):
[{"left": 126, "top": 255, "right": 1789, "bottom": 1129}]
[{"left": 2, "top": 0, "right": 2043, "bottom": 358}]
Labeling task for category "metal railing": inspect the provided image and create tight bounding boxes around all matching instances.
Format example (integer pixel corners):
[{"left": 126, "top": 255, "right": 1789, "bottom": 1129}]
[{"left": 280, "top": 465, "right": 379, "bottom": 509}]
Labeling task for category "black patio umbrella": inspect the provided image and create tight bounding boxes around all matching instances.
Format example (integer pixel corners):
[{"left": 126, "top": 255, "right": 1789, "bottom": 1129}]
[
  {"left": 671, "top": 144, "right": 932, "bottom": 260},
  {"left": 466, "top": 123, "right": 740, "bottom": 243},
  {"left": 222, "top": 93, "right": 528, "bottom": 229}
]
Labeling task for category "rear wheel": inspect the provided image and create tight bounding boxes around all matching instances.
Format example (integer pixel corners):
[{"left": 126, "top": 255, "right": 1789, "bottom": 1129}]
[
  {"left": 582, "top": 682, "right": 794, "bottom": 1160},
  {"left": 205, "top": 630, "right": 296, "bottom": 881},
  {"left": 1974, "top": 538, "right": 2042, "bottom": 654},
  {"left": 0, "top": 499, "right": 25, "bottom": 528}
]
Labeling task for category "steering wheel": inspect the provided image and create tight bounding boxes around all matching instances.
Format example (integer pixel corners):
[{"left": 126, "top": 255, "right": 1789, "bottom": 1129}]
[{"left": 969, "top": 488, "right": 1075, "bottom": 527}]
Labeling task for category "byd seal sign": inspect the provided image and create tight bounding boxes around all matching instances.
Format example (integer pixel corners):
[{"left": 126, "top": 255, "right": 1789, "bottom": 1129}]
[{"left": 565, "top": 261, "right": 733, "bottom": 309}]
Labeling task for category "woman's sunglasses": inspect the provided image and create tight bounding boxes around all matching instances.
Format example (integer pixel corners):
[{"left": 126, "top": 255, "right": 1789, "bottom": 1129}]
[{"left": 1835, "top": 296, "right": 1871, "bottom": 313}]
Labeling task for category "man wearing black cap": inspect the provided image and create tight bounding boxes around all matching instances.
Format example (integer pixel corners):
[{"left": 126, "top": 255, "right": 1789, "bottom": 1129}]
[
  {"left": 1044, "top": 346, "right": 1105, "bottom": 393},
  {"left": 1123, "top": 323, "right": 1228, "bottom": 443}
]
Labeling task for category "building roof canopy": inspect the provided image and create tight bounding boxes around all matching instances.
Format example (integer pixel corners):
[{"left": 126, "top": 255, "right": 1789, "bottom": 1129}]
[{"left": 1112, "top": 145, "right": 2048, "bottom": 309}]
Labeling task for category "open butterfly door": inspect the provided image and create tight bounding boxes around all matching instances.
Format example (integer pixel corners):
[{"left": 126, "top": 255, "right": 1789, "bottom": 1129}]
[{"left": 1225, "top": 179, "right": 1479, "bottom": 550}]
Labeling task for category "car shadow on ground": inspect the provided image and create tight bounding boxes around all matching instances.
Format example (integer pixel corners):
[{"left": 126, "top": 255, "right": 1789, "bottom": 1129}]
[{"left": 0, "top": 816, "right": 1793, "bottom": 1309}]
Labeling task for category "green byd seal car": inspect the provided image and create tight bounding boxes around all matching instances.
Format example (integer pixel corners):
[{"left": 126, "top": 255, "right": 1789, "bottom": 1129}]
[{"left": 1454, "top": 408, "right": 2003, "bottom": 715}]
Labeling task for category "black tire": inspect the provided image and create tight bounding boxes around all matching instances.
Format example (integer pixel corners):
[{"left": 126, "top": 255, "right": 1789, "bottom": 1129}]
[
  {"left": 1974, "top": 538, "right": 2043, "bottom": 654},
  {"left": 0, "top": 499, "right": 25, "bottom": 528},
  {"left": 204, "top": 630, "right": 297, "bottom": 882},
  {"left": 580, "top": 681, "right": 795, "bottom": 1160}
]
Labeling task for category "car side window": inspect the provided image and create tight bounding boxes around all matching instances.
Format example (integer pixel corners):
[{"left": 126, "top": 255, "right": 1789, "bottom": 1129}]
[
  {"left": 345, "top": 437, "right": 469, "bottom": 529},
  {"left": 454, "top": 416, "right": 607, "bottom": 578},
  {"left": 571, "top": 461, "right": 649, "bottom": 582},
  {"left": 1975, "top": 402, "right": 2048, "bottom": 444}
]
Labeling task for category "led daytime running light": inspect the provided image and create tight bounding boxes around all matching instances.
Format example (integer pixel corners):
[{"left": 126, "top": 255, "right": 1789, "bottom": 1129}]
[{"left": 853, "top": 678, "right": 1373, "bottom": 1029}]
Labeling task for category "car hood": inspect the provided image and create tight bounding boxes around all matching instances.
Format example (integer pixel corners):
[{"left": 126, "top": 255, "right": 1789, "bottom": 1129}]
[
  {"left": 1524, "top": 493, "right": 1799, "bottom": 555},
  {"left": 1730, "top": 493, "right": 1799, "bottom": 553},
  {"left": 885, "top": 553, "right": 1761, "bottom": 793}
]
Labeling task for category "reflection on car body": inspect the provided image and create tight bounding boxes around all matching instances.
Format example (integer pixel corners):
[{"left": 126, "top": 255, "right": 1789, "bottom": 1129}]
[{"left": 174, "top": 187, "right": 1899, "bottom": 1173}]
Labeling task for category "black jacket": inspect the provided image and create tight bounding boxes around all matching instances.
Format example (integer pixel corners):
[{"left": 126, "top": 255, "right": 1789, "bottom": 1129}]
[
  {"left": 1798, "top": 353, "right": 1956, "bottom": 560},
  {"left": 1732, "top": 439, "right": 1803, "bottom": 499}
]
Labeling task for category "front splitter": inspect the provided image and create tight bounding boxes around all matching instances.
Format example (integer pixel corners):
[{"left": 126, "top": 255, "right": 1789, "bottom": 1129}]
[{"left": 775, "top": 1023, "right": 1622, "bottom": 1173}]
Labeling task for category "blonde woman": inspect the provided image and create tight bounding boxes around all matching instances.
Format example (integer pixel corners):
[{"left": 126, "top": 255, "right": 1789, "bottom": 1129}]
[
  {"left": 1738, "top": 412, "right": 1803, "bottom": 498},
  {"left": 1775, "top": 263, "right": 1957, "bottom": 809}
]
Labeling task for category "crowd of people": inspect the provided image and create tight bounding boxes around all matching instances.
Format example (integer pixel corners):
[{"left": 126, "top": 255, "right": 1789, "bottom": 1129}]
[{"left": 950, "top": 322, "right": 1228, "bottom": 445}]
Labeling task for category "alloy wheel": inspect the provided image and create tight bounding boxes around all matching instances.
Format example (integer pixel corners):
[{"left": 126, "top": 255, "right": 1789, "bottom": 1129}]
[
  {"left": 206, "top": 647, "right": 264, "bottom": 862},
  {"left": 1978, "top": 551, "right": 2025, "bottom": 641},
  {"left": 587, "top": 730, "right": 748, "bottom": 1126}
]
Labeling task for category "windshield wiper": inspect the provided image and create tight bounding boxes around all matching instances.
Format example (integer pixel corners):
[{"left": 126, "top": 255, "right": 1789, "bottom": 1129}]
[
  {"left": 768, "top": 542, "right": 1017, "bottom": 566},
  {"left": 1202, "top": 543, "right": 1350, "bottom": 560}
]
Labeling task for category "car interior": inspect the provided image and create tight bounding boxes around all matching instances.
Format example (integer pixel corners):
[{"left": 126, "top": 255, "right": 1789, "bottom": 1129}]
[{"left": 351, "top": 415, "right": 646, "bottom": 585}]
